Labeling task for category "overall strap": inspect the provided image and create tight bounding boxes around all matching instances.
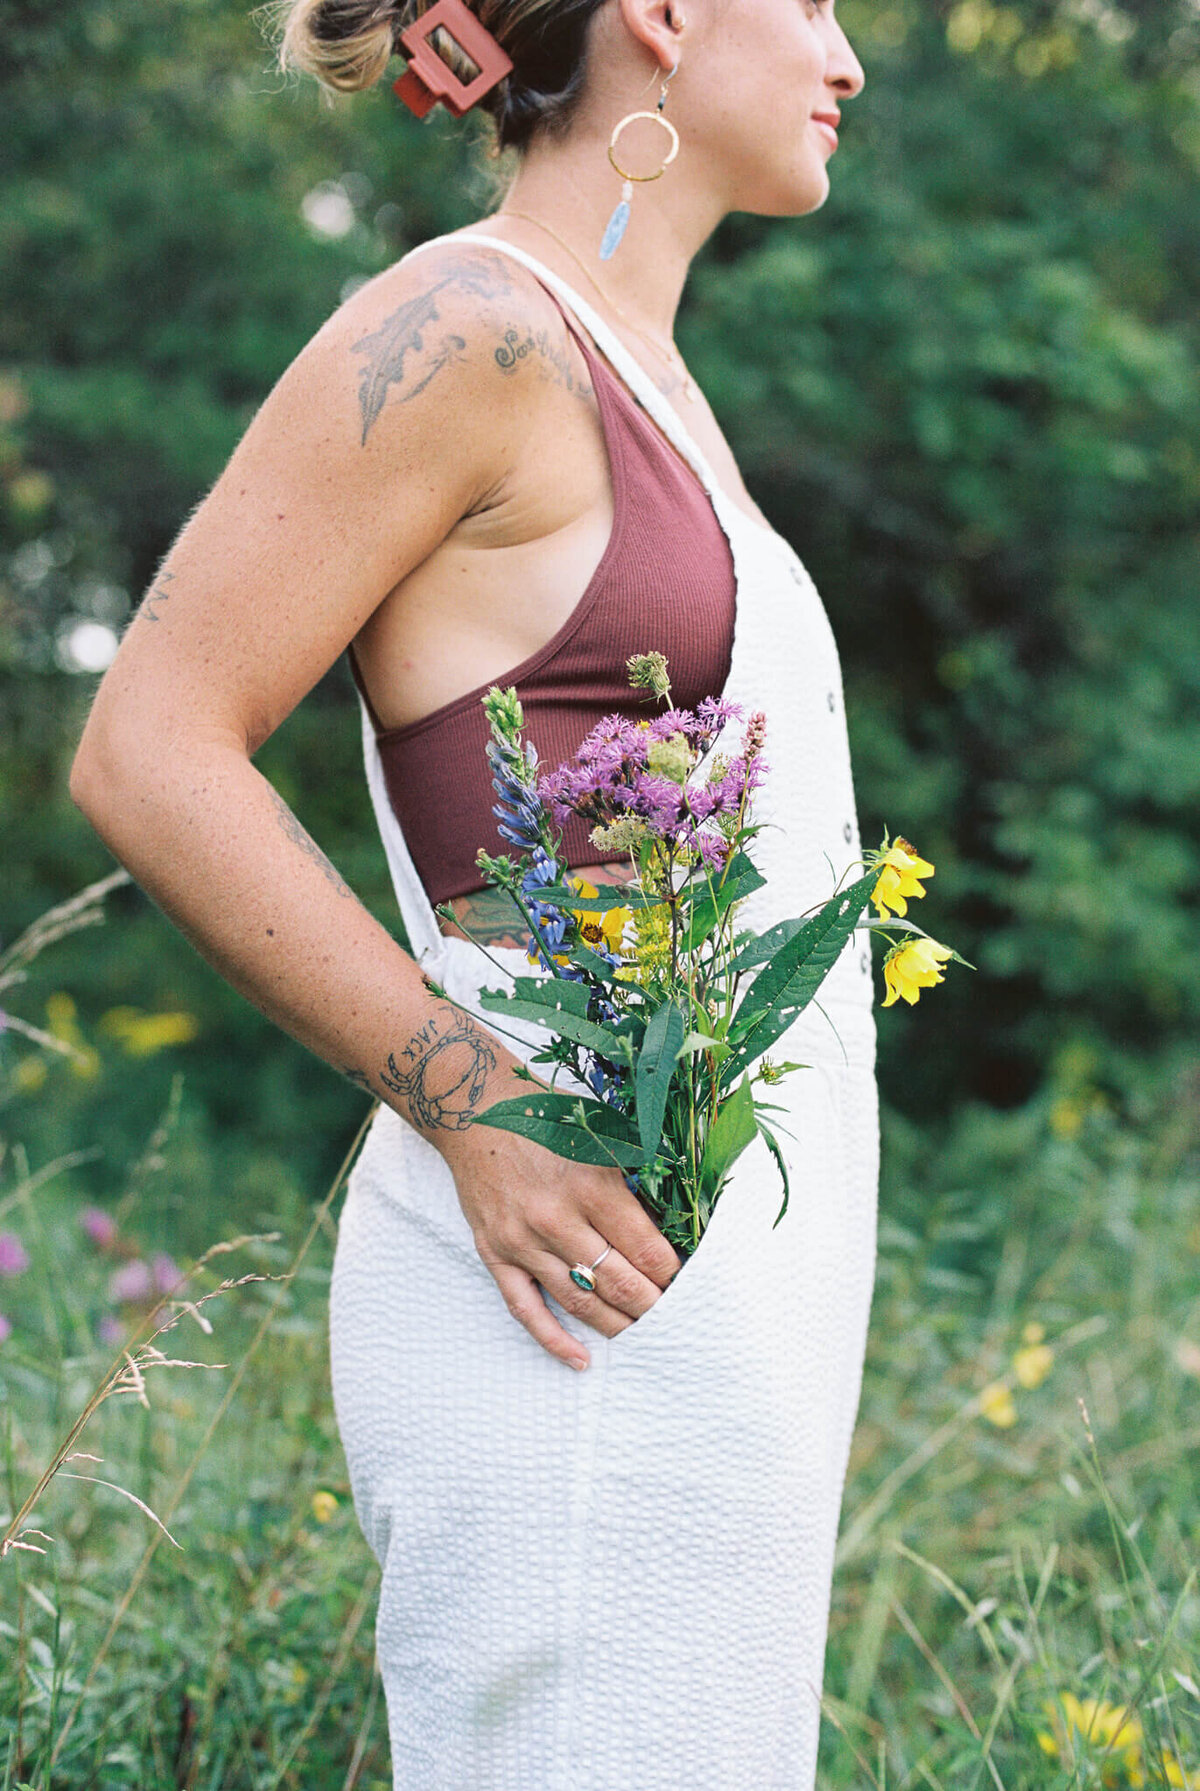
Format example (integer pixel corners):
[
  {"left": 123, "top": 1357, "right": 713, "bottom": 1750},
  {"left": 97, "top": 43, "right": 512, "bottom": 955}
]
[{"left": 358, "top": 698, "right": 449, "bottom": 973}]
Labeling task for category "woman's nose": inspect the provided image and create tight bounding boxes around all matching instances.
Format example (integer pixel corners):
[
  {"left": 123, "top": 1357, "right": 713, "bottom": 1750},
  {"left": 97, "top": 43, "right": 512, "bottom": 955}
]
[{"left": 828, "top": 21, "right": 866, "bottom": 101}]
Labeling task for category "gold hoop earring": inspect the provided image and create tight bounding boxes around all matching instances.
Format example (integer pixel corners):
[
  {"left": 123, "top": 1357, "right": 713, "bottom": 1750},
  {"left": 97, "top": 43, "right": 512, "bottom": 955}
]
[{"left": 599, "top": 62, "right": 680, "bottom": 261}]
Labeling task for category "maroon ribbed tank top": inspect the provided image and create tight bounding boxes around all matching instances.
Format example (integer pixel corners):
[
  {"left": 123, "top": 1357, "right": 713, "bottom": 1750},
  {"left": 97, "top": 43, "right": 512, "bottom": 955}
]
[{"left": 350, "top": 278, "right": 736, "bottom": 905}]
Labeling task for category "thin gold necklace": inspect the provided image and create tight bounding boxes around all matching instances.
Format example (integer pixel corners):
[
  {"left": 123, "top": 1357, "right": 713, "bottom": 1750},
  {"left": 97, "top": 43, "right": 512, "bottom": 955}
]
[{"left": 499, "top": 208, "right": 699, "bottom": 403}]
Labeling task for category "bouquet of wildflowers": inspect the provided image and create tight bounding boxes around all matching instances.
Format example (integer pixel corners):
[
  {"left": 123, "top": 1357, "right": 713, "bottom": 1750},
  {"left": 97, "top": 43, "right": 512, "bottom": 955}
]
[{"left": 436, "top": 653, "right": 968, "bottom": 1260}]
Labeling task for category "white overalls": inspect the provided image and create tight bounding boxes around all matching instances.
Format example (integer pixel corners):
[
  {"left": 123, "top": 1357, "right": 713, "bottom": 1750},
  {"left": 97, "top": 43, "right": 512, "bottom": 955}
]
[{"left": 330, "top": 235, "right": 880, "bottom": 1790}]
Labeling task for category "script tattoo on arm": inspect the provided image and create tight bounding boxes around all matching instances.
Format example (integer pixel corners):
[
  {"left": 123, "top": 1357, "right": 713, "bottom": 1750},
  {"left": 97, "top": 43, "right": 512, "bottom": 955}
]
[
  {"left": 494, "top": 325, "right": 593, "bottom": 398},
  {"left": 379, "top": 1005, "right": 497, "bottom": 1133},
  {"left": 141, "top": 569, "right": 177, "bottom": 622},
  {"left": 265, "top": 785, "right": 354, "bottom": 898},
  {"left": 352, "top": 255, "right": 515, "bottom": 446}
]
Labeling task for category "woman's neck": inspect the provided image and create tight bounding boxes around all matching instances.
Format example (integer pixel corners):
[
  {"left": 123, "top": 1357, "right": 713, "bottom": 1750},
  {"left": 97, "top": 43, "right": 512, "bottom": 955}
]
[{"left": 491, "top": 130, "right": 726, "bottom": 348}]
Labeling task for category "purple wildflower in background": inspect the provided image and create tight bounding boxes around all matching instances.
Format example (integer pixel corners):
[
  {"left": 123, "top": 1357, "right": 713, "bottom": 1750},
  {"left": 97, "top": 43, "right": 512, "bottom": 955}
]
[
  {"left": 80, "top": 1206, "right": 118, "bottom": 1249},
  {"left": 0, "top": 1314, "right": 11, "bottom": 1345},
  {"left": 152, "top": 1253, "right": 183, "bottom": 1294},
  {"left": 109, "top": 1259, "right": 154, "bottom": 1304},
  {"left": 0, "top": 1232, "right": 29, "bottom": 1277},
  {"left": 99, "top": 1314, "right": 124, "bottom": 1346}
]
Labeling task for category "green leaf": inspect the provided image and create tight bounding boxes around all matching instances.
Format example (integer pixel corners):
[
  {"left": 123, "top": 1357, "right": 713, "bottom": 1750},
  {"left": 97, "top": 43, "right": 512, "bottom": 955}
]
[
  {"left": 469, "top": 1093, "right": 648, "bottom": 1169},
  {"left": 757, "top": 1119, "right": 791, "bottom": 1229},
  {"left": 635, "top": 1000, "right": 686, "bottom": 1155},
  {"left": 724, "top": 914, "right": 809, "bottom": 976},
  {"left": 477, "top": 992, "right": 626, "bottom": 1058},
  {"left": 698, "top": 1074, "right": 758, "bottom": 1197},
  {"left": 483, "top": 976, "right": 593, "bottom": 1016},
  {"left": 725, "top": 870, "right": 878, "bottom": 1079},
  {"left": 533, "top": 883, "right": 659, "bottom": 912},
  {"left": 675, "top": 1029, "right": 733, "bottom": 1064},
  {"left": 680, "top": 851, "right": 766, "bottom": 952}
]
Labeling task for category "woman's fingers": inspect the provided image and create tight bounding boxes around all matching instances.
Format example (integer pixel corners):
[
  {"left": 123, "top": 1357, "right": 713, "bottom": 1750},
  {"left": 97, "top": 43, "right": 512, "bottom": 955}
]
[
  {"left": 535, "top": 1240, "right": 663, "bottom": 1333},
  {"left": 588, "top": 1193, "right": 684, "bottom": 1293},
  {"left": 489, "top": 1260, "right": 591, "bottom": 1372}
]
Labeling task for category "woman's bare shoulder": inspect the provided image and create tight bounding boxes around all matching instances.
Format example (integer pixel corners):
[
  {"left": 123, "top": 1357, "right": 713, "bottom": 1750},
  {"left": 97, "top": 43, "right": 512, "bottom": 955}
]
[{"left": 312, "top": 234, "right": 594, "bottom": 452}]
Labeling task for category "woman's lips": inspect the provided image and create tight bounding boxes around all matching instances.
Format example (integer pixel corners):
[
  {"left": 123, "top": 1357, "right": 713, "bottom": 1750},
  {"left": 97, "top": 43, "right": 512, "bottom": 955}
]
[{"left": 812, "top": 118, "right": 839, "bottom": 150}]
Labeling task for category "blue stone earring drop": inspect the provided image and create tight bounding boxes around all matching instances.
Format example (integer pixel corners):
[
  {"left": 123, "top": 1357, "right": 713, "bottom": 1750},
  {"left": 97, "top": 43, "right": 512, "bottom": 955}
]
[{"left": 599, "top": 62, "right": 681, "bottom": 262}]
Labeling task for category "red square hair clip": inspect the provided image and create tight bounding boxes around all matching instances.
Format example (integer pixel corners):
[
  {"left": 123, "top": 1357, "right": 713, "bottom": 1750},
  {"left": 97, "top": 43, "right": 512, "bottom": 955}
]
[{"left": 393, "top": 0, "right": 513, "bottom": 119}]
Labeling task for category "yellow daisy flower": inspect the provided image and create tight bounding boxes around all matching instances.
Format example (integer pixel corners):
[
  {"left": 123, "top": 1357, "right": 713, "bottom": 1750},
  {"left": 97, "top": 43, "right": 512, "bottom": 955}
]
[
  {"left": 869, "top": 836, "right": 936, "bottom": 919},
  {"left": 1036, "top": 1694, "right": 1144, "bottom": 1780},
  {"left": 881, "top": 936, "right": 954, "bottom": 1007},
  {"left": 566, "top": 877, "right": 632, "bottom": 956}
]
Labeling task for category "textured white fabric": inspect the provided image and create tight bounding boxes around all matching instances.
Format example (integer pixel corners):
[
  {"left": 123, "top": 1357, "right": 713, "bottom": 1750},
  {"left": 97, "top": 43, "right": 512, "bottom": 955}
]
[{"left": 330, "top": 235, "right": 880, "bottom": 1790}]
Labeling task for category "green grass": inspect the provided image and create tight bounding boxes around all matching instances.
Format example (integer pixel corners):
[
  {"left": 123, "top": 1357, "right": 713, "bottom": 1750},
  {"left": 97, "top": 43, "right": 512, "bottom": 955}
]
[{"left": 2, "top": 893, "right": 1199, "bottom": 1788}]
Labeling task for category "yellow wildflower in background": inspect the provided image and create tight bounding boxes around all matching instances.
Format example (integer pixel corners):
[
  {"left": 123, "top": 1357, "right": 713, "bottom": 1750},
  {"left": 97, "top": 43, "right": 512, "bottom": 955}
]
[
  {"left": 99, "top": 1006, "right": 200, "bottom": 1057},
  {"left": 881, "top": 937, "right": 954, "bottom": 1007},
  {"left": 46, "top": 992, "right": 100, "bottom": 1080},
  {"left": 15, "top": 1057, "right": 48, "bottom": 1093},
  {"left": 1036, "top": 1693, "right": 1144, "bottom": 1782},
  {"left": 1050, "top": 1094, "right": 1086, "bottom": 1139},
  {"left": 869, "top": 836, "right": 935, "bottom": 919},
  {"left": 1013, "top": 1339, "right": 1054, "bottom": 1389},
  {"left": 311, "top": 1490, "right": 339, "bottom": 1524},
  {"left": 979, "top": 1381, "right": 1017, "bottom": 1428}
]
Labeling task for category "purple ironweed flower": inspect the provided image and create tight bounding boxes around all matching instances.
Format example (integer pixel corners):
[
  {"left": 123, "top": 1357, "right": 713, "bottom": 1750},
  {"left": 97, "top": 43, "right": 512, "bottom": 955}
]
[
  {"left": 0, "top": 1313, "right": 11, "bottom": 1345},
  {"left": 697, "top": 695, "right": 744, "bottom": 731},
  {"left": 0, "top": 1232, "right": 29, "bottom": 1277},
  {"left": 80, "top": 1206, "right": 118, "bottom": 1249},
  {"left": 99, "top": 1314, "right": 124, "bottom": 1346},
  {"left": 109, "top": 1259, "right": 154, "bottom": 1305},
  {"left": 690, "top": 829, "right": 733, "bottom": 870}
]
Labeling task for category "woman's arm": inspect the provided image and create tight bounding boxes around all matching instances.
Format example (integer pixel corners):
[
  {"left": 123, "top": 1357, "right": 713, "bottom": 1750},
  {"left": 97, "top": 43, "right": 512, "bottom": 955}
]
[{"left": 70, "top": 243, "right": 680, "bottom": 1368}]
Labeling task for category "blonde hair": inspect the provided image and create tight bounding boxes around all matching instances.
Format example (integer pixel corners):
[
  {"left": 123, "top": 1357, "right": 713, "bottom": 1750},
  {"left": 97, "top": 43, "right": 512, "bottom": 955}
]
[{"left": 272, "top": 0, "right": 605, "bottom": 152}]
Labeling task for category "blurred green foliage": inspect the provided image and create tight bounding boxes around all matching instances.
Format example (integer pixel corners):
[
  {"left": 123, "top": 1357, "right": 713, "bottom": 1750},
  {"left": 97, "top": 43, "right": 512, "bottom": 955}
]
[{"left": 4, "top": 0, "right": 1197, "bottom": 1172}]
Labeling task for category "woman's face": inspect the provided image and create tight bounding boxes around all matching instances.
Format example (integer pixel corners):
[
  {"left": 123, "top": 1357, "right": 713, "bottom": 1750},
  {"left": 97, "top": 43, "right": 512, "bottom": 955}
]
[{"left": 681, "top": 0, "right": 866, "bottom": 218}]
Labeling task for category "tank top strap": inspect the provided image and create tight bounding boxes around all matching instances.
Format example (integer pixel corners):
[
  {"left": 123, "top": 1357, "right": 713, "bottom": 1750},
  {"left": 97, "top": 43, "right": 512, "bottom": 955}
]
[{"left": 405, "top": 231, "right": 726, "bottom": 512}]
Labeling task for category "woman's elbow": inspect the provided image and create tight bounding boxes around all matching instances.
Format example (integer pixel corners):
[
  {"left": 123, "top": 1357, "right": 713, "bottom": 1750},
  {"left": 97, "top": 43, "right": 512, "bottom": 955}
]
[{"left": 69, "top": 718, "right": 121, "bottom": 829}]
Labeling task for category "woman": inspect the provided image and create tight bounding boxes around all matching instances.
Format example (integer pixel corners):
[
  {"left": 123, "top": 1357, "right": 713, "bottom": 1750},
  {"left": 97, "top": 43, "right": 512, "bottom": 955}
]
[{"left": 71, "top": 0, "right": 873, "bottom": 1783}]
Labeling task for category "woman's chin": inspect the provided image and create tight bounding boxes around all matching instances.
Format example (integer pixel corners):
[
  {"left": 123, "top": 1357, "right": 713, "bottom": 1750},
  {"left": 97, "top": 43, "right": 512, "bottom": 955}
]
[{"left": 739, "top": 165, "right": 832, "bottom": 221}]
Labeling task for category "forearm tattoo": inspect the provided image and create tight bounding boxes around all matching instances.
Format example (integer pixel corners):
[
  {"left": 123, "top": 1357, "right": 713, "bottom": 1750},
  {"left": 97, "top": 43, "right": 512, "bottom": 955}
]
[
  {"left": 379, "top": 1005, "right": 497, "bottom": 1132},
  {"left": 448, "top": 886, "right": 528, "bottom": 948},
  {"left": 141, "top": 569, "right": 177, "bottom": 622},
  {"left": 341, "top": 1067, "right": 374, "bottom": 1093},
  {"left": 352, "top": 251, "right": 591, "bottom": 445},
  {"left": 266, "top": 786, "right": 353, "bottom": 898}
]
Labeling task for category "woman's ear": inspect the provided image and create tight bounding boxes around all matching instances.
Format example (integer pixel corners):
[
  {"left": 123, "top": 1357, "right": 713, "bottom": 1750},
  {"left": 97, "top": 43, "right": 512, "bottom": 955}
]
[{"left": 615, "top": 0, "right": 686, "bottom": 73}]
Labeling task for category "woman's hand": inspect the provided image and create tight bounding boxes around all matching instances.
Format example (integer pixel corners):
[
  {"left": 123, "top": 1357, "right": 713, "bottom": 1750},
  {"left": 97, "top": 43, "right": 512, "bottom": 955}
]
[{"left": 438, "top": 1122, "right": 683, "bottom": 1370}]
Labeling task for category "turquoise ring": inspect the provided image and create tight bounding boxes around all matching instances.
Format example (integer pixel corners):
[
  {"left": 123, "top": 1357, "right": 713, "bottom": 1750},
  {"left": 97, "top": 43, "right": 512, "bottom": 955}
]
[{"left": 568, "top": 1243, "right": 612, "bottom": 1293}]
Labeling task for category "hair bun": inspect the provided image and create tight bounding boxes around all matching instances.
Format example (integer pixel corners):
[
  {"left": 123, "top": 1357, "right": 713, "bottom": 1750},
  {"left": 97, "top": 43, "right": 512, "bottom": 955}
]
[{"left": 275, "top": 0, "right": 605, "bottom": 153}]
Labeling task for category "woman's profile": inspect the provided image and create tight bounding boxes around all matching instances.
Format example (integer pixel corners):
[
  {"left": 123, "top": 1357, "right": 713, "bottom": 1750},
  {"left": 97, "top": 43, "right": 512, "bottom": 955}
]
[{"left": 70, "top": 0, "right": 874, "bottom": 1783}]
